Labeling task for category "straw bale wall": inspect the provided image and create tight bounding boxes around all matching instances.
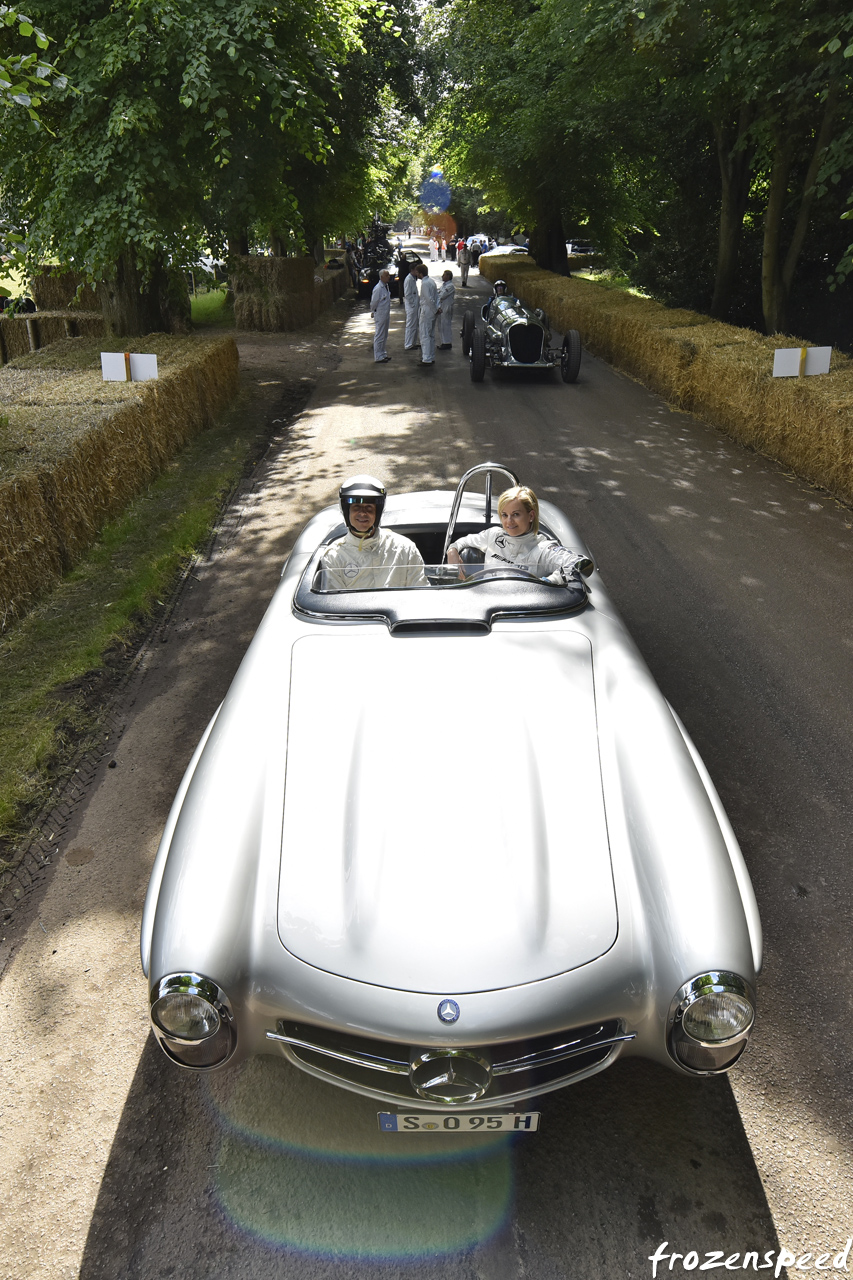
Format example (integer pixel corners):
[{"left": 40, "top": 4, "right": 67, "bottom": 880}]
[
  {"left": 0, "top": 312, "right": 104, "bottom": 364},
  {"left": 30, "top": 271, "right": 100, "bottom": 312},
  {"left": 0, "top": 474, "right": 63, "bottom": 628},
  {"left": 0, "top": 335, "right": 239, "bottom": 626},
  {"left": 480, "top": 257, "right": 853, "bottom": 505},
  {"left": 231, "top": 254, "right": 349, "bottom": 330}
]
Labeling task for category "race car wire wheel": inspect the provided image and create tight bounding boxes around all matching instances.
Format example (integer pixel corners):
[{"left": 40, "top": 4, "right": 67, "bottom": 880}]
[
  {"left": 508, "top": 323, "right": 544, "bottom": 363},
  {"left": 461, "top": 309, "right": 475, "bottom": 357},
  {"left": 561, "top": 330, "right": 582, "bottom": 383},
  {"left": 470, "top": 328, "right": 486, "bottom": 381}
]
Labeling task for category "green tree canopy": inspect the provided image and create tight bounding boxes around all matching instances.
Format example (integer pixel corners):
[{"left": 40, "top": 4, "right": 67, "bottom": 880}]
[
  {"left": 429, "top": 0, "right": 853, "bottom": 334},
  {"left": 0, "top": 0, "right": 420, "bottom": 330}
]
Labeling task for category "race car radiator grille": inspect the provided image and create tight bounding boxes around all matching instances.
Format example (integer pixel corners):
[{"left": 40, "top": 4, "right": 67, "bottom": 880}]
[
  {"left": 269, "top": 1018, "right": 630, "bottom": 1105},
  {"left": 508, "top": 324, "right": 544, "bottom": 363}
]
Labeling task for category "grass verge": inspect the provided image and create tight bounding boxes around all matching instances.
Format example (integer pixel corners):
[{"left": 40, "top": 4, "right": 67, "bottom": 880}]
[
  {"left": 190, "top": 288, "right": 233, "bottom": 327},
  {"left": 0, "top": 384, "right": 270, "bottom": 848}
]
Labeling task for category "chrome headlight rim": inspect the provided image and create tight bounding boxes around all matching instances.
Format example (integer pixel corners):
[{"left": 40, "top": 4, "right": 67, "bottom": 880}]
[
  {"left": 149, "top": 972, "right": 237, "bottom": 1067},
  {"left": 667, "top": 971, "right": 755, "bottom": 1075}
]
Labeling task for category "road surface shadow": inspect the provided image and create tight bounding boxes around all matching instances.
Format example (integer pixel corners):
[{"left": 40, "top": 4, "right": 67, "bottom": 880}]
[{"left": 78, "top": 1041, "right": 785, "bottom": 1279}]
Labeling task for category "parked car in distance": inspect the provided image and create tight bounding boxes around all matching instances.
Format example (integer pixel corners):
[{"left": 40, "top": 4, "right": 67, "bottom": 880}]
[{"left": 478, "top": 244, "right": 529, "bottom": 258}]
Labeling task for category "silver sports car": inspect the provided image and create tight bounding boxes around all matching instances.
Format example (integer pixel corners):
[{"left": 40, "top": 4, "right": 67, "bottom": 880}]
[
  {"left": 462, "top": 294, "right": 582, "bottom": 384},
  {"left": 141, "top": 463, "right": 762, "bottom": 1113}
]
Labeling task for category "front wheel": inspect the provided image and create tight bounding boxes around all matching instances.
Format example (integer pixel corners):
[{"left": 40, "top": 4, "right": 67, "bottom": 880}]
[
  {"left": 470, "top": 328, "right": 486, "bottom": 381},
  {"left": 561, "top": 330, "right": 582, "bottom": 383},
  {"left": 461, "top": 309, "right": 474, "bottom": 357}
]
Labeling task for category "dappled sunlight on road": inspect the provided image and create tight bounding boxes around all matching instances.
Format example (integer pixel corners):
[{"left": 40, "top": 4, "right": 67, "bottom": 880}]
[{"left": 4, "top": 279, "right": 852, "bottom": 1277}]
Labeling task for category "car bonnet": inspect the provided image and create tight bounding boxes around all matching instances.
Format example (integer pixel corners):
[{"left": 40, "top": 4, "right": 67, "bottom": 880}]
[{"left": 277, "top": 628, "right": 617, "bottom": 993}]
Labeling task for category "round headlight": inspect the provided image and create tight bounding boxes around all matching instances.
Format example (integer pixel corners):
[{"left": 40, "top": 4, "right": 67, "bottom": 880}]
[
  {"left": 152, "top": 992, "right": 220, "bottom": 1041},
  {"left": 682, "top": 991, "right": 753, "bottom": 1043}
]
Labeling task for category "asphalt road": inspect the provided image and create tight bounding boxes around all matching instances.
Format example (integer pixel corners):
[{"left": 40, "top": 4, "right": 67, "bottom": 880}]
[{"left": 1, "top": 253, "right": 851, "bottom": 1280}]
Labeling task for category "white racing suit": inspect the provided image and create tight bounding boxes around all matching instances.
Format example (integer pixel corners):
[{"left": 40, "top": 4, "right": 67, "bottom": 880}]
[
  {"left": 370, "top": 280, "right": 391, "bottom": 361},
  {"left": 438, "top": 280, "right": 456, "bottom": 346},
  {"left": 418, "top": 275, "right": 439, "bottom": 362},
  {"left": 449, "top": 527, "right": 586, "bottom": 584},
  {"left": 403, "top": 271, "right": 420, "bottom": 349},
  {"left": 321, "top": 528, "right": 428, "bottom": 589}
]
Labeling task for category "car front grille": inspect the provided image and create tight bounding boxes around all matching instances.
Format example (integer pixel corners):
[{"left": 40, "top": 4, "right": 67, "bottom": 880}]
[
  {"left": 508, "top": 324, "right": 544, "bottom": 363},
  {"left": 267, "top": 1018, "right": 630, "bottom": 1105}
]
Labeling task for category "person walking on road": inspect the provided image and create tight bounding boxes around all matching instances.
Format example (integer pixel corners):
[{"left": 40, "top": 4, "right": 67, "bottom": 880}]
[
  {"left": 415, "top": 264, "right": 438, "bottom": 365},
  {"left": 437, "top": 270, "right": 456, "bottom": 349},
  {"left": 370, "top": 269, "right": 392, "bottom": 363},
  {"left": 403, "top": 265, "right": 420, "bottom": 350},
  {"left": 457, "top": 242, "right": 471, "bottom": 286}
]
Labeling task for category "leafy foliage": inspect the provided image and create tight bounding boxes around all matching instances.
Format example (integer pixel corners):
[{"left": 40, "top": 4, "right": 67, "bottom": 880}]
[
  {"left": 0, "top": 0, "right": 421, "bottom": 326},
  {"left": 429, "top": 0, "right": 853, "bottom": 333},
  {"left": 0, "top": 4, "right": 66, "bottom": 124},
  {"left": 1, "top": 0, "right": 368, "bottom": 281}
]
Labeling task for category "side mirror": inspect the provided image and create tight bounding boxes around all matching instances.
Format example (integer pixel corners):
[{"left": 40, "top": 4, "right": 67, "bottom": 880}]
[{"left": 577, "top": 556, "right": 594, "bottom": 577}]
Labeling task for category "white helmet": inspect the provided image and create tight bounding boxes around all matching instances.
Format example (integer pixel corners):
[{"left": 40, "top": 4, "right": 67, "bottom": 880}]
[{"left": 339, "top": 475, "right": 386, "bottom": 533}]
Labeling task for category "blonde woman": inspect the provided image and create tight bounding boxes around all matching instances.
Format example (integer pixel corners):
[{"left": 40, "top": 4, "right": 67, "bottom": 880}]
[{"left": 446, "top": 485, "right": 590, "bottom": 583}]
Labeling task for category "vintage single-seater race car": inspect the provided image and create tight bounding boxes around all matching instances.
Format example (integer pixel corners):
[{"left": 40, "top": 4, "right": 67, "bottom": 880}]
[
  {"left": 462, "top": 292, "right": 582, "bottom": 384},
  {"left": 141, "top": 463, "right": 762, "bottom": 1117}
]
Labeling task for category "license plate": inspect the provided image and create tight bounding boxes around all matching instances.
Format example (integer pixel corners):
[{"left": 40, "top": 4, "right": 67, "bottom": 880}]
[{"left": 378, "top": 1111, "right": 540, "bottom": 1133}]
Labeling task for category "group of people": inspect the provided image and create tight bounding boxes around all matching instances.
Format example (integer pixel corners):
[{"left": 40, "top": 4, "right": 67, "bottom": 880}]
[
  {"left": 321, "top": 476, "right": 591, "bottom": 591},
  {"left": 428, "top": 236, "right": 449, "bottom": 262},
  {"left": 371, "top": 265, "right": 456, "bottom": 365}
]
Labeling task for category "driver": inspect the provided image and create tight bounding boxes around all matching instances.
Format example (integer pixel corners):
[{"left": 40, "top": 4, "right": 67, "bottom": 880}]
[
  {"left": 446, "top": 485, "right": 592, "bottom": 584},
  {"left": 321, "top": 476, "right": 428, "bottom": 589},
  {"left": 485, "top": 279, "right": 514, "bottom": 322}
]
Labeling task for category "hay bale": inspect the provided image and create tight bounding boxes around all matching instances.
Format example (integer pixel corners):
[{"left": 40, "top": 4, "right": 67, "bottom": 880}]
[
  {"left": 0, "top": 312, "right": 105, "bottom": 363},
  {"left": 0, "top": 317, "right": 33, "bottom": 361},
  {"left": 72, "top": 314, "right": 105, "bottom": 341},
  {"left": 482, "top": 255, "right": 853, "bottom": 505},
  {"left": 30, "top": 271, "right": 100, "bottom": 312},
  {"left": 33, "top": 312, "right": 104, "bottom": 346},
  {"left": 230, "top": 254, "right": 347, "bottom": 330},
  {"left": 37, "top": 338, "right": 240, "bottom": 559},
  {"left": 0, "top": 473, "right": 63, "bottom": 627},
  {"left": 0, "top": 335, "right": 239, "bottom": 623}
]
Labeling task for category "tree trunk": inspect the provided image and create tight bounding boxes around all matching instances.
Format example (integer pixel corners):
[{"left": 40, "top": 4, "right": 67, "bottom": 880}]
[
  {"left": 98, "top": 253, "right": 191, "bottom": 337},
  {"left": 761, "top": 88, "right": 837, "bottom": 335},
  {"left": 780, "top": 86, "right": 839, "bottom": 301},
  {"left": 761, "top": 131, "right": 795, "bottom": 334},
  {"left": 711, "top": 110, "right": 754, "bottom": 319},
  {"left": 228, "top": 231, "right": 250, "bottom": 257},
  {"left": 529, "top": 197, "right": 568, "bottom": 275}
]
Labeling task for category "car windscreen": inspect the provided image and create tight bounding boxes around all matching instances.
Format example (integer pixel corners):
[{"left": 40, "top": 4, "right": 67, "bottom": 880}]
[{"left": 312, "top": 564, "right": 565, "bottom": 592}]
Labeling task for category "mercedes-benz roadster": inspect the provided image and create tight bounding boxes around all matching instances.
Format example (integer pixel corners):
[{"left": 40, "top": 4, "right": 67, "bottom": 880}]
[{"left": 141, "top": 463, "right": 762, "bottom": 1112}]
